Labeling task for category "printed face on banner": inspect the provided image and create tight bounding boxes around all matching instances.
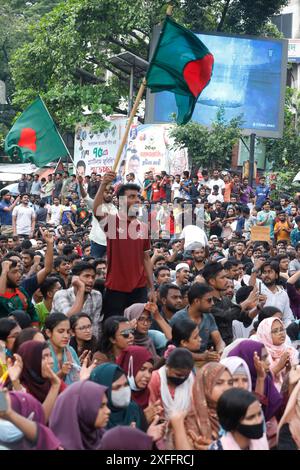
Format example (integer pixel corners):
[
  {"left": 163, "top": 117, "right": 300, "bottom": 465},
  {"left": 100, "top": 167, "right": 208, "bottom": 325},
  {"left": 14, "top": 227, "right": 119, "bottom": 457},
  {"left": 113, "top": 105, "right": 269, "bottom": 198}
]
[
  {"left": 74, "top": 121, "right": 188, "bottom": 180},
  {"left": 74, "top": 119, "right": 127, "bottom": 176}
]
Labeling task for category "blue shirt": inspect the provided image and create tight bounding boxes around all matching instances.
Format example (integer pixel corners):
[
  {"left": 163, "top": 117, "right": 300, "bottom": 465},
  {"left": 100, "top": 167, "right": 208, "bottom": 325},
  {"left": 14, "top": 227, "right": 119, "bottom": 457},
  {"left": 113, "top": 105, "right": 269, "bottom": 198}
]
[
  {"left": 170, "top": 307, "right": 218, "bottom": 352},
  {"left": 255, "top": 185, "right": 270, "bottom": 208},
  {"left": 0, "top": 200, "right": 12, "bottom": 225}
]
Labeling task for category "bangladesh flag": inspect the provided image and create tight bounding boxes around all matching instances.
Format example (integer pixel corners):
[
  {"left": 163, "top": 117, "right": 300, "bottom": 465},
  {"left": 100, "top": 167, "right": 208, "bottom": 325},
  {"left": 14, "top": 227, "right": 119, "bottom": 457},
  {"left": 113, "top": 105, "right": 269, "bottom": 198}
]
[
  {"left": 146, "top": 17, "right": 214, "bottom": 125},
  {"left": 5, "top": 96, "right": 69, "bottom": 167}
]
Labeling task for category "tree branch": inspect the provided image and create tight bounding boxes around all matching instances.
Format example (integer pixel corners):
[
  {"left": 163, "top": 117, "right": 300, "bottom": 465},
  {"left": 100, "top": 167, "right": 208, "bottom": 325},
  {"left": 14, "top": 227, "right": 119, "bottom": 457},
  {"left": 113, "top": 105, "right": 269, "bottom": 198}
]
[{"left": 217, "top": 0, "right": 232, "bottom": 32}]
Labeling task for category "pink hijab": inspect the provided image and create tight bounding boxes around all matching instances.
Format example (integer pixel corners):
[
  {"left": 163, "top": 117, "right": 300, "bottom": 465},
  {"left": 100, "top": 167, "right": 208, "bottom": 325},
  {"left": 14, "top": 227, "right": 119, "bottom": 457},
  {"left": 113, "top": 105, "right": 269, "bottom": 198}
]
[
  {"left": 256, "top": 317, "right": 298, "bottom": 391},
  {"left": 256, "top": 318, "right": 298, "bottom": 364}
]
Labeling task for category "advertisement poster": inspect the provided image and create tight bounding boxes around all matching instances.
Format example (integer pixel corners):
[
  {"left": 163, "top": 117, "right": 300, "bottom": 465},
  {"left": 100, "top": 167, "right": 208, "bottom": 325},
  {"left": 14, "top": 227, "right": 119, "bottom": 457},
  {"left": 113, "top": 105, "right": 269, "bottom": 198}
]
[
  {"left": 74, "top": 118, "right": 127, "bottom": 176},
  {"left": 74, "top": 121, "right": 189, "bottom": 183},
  {"left": 122, "top": 123, "right": 189, "bottom": 187}
]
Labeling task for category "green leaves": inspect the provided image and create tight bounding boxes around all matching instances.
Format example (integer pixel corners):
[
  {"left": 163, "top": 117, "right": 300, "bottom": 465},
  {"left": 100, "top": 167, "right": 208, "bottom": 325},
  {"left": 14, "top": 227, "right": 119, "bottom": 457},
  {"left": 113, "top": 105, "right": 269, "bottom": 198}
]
[{"left": 170, "top": 106, "right": 243, "bottom": 169}]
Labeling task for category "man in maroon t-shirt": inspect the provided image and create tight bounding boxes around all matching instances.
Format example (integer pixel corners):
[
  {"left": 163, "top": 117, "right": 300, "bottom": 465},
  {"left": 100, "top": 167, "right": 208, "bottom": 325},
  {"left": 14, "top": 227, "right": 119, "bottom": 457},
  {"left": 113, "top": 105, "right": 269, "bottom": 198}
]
[{"left": 93, "top": 172, "right": 155, "bottom": 318}]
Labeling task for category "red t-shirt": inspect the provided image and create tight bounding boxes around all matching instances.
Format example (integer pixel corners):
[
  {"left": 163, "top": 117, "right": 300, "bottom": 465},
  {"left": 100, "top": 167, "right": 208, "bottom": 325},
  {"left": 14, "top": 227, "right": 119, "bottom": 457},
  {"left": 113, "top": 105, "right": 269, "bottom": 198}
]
[
  {"left": 105, "top": 215, "right": 150, "bottom": 292},
  {"left": 151, "top": 183, "right": 160, "bottom": 202}
]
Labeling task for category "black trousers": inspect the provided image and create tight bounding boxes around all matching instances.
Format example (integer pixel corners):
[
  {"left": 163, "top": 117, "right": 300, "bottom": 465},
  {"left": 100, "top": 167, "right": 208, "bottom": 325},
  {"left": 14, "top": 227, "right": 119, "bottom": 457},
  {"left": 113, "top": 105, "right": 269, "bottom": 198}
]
[{"left": 102, "top": 287, "right": 148, "bottom": 319}]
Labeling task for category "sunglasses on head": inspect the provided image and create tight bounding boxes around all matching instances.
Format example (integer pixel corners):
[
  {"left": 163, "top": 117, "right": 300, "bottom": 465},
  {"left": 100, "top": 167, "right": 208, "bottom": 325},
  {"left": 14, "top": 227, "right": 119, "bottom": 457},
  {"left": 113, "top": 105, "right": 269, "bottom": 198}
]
[{"left": 119, "top": 329, "right": 134, "bottom": 338}]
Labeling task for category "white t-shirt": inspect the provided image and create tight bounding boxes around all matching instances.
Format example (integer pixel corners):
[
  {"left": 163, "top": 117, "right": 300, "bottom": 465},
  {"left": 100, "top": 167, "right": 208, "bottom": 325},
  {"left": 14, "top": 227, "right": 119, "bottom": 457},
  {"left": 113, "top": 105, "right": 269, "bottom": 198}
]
[
  {"left": 208, "top": 178, "right": 225, "bottom": 195},
  {"left": 12, "top": 205, "right": 35, "bottom": 235},
  {"left": 172, "top": 182, "right": 181, "bottom": 199},
  {"left": 179, "top": 225, "right": 208, "bottom": 250},
  {"left": 208, "top": 193, "right": 224, "bottom": 204},
  {"left": 48, "top": 204, "right": 63, "bottom": 225},
  {"left": 85, "top": 196, "right": 118, "bottom": 246}
]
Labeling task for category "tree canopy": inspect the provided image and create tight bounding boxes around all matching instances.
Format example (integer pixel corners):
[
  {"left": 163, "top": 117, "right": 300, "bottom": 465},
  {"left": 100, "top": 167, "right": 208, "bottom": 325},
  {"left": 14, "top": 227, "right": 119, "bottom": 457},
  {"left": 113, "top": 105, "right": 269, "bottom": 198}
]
[{"left": 0, "top": 0, "right": 289, "bottom": 149}]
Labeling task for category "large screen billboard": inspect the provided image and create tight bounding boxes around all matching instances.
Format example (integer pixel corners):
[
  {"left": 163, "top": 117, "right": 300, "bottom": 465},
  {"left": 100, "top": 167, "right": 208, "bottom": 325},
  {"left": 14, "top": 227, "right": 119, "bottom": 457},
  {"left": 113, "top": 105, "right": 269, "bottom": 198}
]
[{"left": 145, "top": 26, "right": 288, "bottom": 138}]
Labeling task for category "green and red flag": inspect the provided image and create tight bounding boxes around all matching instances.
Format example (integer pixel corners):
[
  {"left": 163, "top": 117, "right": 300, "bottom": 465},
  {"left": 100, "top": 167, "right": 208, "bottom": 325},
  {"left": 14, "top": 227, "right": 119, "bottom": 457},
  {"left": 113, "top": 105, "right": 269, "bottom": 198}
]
[
  {"left": 4, "top": 96, "right": 69, "bottom": 167},
  {"left": 146, "top": 16, "right": 214, "bottom": 125}
]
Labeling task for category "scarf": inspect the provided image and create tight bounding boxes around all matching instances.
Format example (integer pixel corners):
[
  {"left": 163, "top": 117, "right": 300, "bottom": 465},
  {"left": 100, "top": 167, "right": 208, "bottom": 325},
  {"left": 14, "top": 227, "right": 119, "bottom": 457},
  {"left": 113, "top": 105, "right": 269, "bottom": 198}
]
[
  {"left": 90, "top": 363, "right": 143, "bottom": 430},
  {"left": 158, "top": 365, "right": 194, "bottom": 420},
  {"left": 220, "top": 431, "right": 269, "bottom": 450},
  {"left": 228, "top": 340, "right": 283, "bottom": 421},
  {"left": 186, "top": 363, "right": 229, "bottom": 441},
  {"left": 124, "top": 303, "right": 158, "bottom": 359},
  {"left": 18, "top": 341, "right": 51, "bottom": 403},
  {"left": 116, "top": 346, "right": 153, "bottom": 410},
  {"left": 49, "top": 381, "right": 107, "bottom": 450}
]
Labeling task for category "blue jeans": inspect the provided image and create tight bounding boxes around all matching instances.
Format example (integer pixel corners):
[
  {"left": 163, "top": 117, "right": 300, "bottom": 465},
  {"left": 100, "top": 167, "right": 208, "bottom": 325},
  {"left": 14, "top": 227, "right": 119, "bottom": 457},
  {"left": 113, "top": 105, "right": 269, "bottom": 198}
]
[{"left": 90, "top": 241, "right": 106, "bottom": 258}]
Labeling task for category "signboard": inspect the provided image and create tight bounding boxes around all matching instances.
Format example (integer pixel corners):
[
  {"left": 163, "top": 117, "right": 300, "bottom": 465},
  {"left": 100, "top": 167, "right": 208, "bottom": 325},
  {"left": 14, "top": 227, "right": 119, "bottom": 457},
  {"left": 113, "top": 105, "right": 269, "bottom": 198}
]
[
  {"left": 250, "top": 226, "right": 271, "bottom": 241},
  {"left": 74, "top": 118, "right": 127, "bottom": 176},
  {"left": 122, "top": 124, "right": 189, "bottom": 187},
  {"left": 288, "top": 39, "right": 300, "bottom": 63},
  {"left": 146, "top": 27, "right": 288, "bottom": 138}
]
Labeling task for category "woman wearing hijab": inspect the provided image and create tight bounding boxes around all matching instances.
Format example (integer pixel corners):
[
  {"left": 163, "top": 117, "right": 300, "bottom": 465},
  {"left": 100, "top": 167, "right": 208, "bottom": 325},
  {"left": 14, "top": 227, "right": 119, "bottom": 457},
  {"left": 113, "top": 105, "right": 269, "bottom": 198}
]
[
  {"left": 256, "top": 317, "right": 299, "bottom": 392},
  {"left": 0, "top": 391, "right": 61, "bottom": 450},
  {"left": 115, "top": 345, "right": 162, "bottom": 418},
  {"left": 209, "top": 388, "right": 269, "bottom": 450},
  {"left": 277, "top": 373, "right": 300, "bottom": 449},
  {"left": 228, "top": 339, "right": 283, "bottom": 448},
  {"left": 90, "top": 363, "right": 147, "bottom": 431},
  {"left": 185, "top": 362, "right": 233, "bottom": 450},
  {"left": 124, "top": 303, "right": 171, "bottom": 359},
  {"left": 100, "top": 426, "right": 154, "bottom": 450},
  {"left": 18, "top": 340, "right": 66, "bottom": 422},
  {"left": 221, "top": 357, "right": 252, "bottom": 391},
  {"left": 49, "top": 381, "right": 110, "bottom": 450}
]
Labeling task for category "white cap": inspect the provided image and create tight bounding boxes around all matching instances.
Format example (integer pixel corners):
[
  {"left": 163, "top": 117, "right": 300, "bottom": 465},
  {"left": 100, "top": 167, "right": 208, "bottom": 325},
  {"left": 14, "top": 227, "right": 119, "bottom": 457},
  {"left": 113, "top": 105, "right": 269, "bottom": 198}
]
[{"left": 175, "top": 262, "right": 190, "bottom": 272}]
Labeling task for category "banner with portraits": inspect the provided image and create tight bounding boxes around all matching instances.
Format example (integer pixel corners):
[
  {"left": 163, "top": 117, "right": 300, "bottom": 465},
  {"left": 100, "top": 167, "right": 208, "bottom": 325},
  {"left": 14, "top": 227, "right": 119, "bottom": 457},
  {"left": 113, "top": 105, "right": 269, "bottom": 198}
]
[{"left": 74, "top": 120, "right": 189, "bottom": 181}]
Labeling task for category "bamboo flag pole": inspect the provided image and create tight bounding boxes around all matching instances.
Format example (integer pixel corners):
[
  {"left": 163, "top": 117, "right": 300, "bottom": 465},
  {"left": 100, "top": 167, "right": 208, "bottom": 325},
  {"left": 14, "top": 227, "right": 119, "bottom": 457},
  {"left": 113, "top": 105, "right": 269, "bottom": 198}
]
[
  {"left": 112, "top": 3, "right": 174, "bottom": 173},
  {"left": 112, "top": 78, "right": 147, "bottom": 172}
]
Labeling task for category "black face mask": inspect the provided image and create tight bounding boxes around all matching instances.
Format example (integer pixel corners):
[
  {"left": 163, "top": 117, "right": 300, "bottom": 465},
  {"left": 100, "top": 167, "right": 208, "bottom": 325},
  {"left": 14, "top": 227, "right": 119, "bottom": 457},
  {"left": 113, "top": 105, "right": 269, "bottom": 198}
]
[
  {"left": 167, "top": 375, "right": 189, "bottom": 386},
  {"left": 236, "top": 422, "right": 264, "bottom": 440}
]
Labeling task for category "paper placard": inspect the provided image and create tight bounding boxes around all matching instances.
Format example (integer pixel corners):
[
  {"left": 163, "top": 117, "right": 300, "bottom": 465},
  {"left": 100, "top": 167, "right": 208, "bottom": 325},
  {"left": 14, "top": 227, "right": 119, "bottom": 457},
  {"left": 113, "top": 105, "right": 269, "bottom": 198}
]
[{"left": 250, "top": 226, "right": 271, "bottom": 241}]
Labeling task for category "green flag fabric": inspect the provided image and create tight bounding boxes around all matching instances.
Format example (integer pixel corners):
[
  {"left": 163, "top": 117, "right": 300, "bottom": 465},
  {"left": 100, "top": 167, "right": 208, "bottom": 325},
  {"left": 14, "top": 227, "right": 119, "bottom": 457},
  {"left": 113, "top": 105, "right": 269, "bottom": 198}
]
[
  {"left": 4, "top": 97, "right": 69, "bottom": 167},
  {"left": 146, "top": 17, "right": 214, "bottom": 125}
]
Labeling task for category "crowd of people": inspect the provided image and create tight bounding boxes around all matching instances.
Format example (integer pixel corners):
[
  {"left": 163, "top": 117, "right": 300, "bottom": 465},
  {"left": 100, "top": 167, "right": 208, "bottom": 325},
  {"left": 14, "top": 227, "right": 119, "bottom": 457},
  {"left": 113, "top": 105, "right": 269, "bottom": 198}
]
[{"left": 0, "top": 167, "right": 299, "bottom": 450}]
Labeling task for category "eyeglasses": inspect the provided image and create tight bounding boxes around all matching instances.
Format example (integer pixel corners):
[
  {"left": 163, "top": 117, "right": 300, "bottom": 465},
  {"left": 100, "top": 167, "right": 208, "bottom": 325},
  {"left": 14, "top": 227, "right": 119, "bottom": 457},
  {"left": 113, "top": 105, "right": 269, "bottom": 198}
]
[
  {"left": 119, "top": 329, "right": 134, "bottom": 338},
  {"left": 138, "top": 317, "right": 152, "bottom": 324},
  {"left": 75, "top": 324, "right": 92, "bottom": 331},
  {"left": 271, "top": 327, "right": 286, "bottom": 335},
  {"left": 205, "top": 298, "right": 214, "bottom": 303}
]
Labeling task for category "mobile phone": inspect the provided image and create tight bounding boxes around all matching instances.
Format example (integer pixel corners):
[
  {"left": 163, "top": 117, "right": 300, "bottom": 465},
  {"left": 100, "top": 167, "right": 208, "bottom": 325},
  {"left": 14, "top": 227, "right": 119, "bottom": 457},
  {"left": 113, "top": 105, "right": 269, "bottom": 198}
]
[
  {"left": 0, "top": 391, "right": 8, "bottom": 413},
  {"left": 259, "top": 282, "right": 262, "bottom": 295}
]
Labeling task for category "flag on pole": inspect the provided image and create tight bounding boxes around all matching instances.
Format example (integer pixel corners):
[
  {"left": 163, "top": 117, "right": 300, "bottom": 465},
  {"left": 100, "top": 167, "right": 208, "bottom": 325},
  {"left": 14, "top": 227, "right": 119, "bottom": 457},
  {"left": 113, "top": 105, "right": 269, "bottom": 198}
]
[
  {"left": 4, "top": 96, "right": 69, "bottom": 167},
  {"left": 146, "top": 17, "right": 214, "bottom": 125}
]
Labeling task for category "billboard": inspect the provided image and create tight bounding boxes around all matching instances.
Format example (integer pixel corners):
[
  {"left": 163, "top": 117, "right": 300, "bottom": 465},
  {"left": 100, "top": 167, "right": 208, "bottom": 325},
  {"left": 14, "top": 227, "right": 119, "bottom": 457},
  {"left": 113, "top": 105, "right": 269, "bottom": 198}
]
[
  {"left": 145, "top": 27, "right": 288, "bottom": 138},
  {"left": 74, "top": 118, "right": 127, "bottom": 176},
  {"left": 122, "top": 123, "right": 189, "bottom": 187}
]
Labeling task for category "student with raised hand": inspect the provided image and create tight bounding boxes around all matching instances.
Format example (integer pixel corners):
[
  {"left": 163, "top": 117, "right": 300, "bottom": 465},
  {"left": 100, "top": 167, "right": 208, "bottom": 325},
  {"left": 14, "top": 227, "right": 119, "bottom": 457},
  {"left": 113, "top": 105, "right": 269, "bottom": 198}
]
[
  {"left": 277, "top": 366, "right": 300, "bottom": 449},
  {"left": 256, "top": 317, "right": 299, "bottom": 392},
  {"left": 209, "top": 388, "right": 269, "bottom": 450},
  {"left": 227, "top": 339, "right": 283, "bottom": 448},
  {"left": 0, "top": 390, "right": 61, "bottom": 450}
]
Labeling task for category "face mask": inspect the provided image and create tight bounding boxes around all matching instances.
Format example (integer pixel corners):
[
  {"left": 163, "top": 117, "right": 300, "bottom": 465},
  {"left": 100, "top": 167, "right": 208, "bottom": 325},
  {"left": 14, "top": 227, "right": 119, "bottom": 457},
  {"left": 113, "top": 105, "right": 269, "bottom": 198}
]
[
  {"left": 167, "top": 375, "right": 189, "bottom": 387},
  {"left": 236, "top": 422, "right": 264, "bottom": 440},
  {"left": 111, "top": 386, "right": 131, "bottom": 408},
  {"left": 0, "top": 419, "right": 24, "bottom": 443},
  {"left": 127, "top": 356, "right": 140, "bottom": 392}
]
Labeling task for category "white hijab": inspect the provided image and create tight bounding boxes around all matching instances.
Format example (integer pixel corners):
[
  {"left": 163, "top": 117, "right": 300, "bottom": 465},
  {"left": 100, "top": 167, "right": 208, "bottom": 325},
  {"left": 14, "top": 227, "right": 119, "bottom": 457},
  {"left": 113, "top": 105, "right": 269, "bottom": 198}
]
[{"left": 158, "top": 366, "right": 194, "bottom": 419}]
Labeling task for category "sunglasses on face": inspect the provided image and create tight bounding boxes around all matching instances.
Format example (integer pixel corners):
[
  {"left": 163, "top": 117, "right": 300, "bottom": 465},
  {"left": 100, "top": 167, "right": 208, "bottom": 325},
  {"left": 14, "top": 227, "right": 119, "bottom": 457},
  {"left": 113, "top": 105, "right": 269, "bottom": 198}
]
[{"left": 119, "top": 329, "right": 134, "bottom": 338}]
